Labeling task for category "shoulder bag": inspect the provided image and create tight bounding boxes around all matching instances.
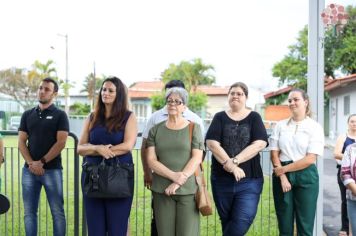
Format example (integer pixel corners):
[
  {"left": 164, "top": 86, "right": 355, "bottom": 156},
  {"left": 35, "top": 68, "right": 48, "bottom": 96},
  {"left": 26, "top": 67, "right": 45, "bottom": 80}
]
[{"left": 189, "top": 122, "right": 213, "bottom": 216}]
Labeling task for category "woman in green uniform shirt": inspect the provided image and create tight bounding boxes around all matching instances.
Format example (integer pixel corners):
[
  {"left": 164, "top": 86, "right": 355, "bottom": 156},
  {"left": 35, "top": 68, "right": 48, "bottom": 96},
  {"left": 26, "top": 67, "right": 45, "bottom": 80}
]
[{"left": 146, "top": 87, "right": 204, "bottom": 236}]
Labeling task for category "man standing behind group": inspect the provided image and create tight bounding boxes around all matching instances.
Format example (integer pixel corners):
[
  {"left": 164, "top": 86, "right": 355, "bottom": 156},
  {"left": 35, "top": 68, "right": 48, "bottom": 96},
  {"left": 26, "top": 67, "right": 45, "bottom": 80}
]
[
  {"left": 140, "top": 80, "right": 205, "bottom": 235},
  {"left": 18, "top": 78, "right": 69, "bottom": 236}
]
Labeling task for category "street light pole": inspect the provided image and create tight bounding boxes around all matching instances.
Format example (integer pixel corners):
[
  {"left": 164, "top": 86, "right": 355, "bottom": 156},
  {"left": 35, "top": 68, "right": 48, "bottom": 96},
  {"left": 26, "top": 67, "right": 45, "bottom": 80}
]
[
  {"left": 65, "top": 34, "right": 69, "bottom": 114},
  {"left": 58, "top": 33, "right": 69, "bottom": 114}
]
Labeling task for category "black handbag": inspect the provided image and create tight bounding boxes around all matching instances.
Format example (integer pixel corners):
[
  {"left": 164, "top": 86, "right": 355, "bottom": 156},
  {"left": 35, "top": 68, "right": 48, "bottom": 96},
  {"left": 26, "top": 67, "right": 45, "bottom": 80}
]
[{"left": 82, "top": 158, "right": 134, "bottom": 198}]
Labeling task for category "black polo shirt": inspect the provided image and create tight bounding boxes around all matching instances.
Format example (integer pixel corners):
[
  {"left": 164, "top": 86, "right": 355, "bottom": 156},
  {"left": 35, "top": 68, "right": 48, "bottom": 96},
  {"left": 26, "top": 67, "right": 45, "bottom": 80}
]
[{"left": 19, "top": 104, "right": 69, "bottom": 169}]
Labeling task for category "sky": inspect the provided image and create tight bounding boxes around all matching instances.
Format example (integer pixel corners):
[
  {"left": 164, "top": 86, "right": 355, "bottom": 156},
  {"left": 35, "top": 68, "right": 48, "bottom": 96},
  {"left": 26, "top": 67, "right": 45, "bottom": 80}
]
[{"left": 0, "top": 0, "right": 354, "bottom": 97}]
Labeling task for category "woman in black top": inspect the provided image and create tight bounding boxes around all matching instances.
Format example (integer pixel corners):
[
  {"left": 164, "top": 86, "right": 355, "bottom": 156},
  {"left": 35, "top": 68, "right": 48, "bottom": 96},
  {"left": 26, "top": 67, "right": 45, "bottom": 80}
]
[{"left": 206, "top": 82, "right": 268, "bottom": 236}]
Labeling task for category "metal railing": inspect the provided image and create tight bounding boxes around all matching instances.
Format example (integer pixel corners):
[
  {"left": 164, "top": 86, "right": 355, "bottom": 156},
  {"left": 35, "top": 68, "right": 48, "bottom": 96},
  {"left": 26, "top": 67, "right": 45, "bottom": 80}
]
[{"left": 0, "top": 131, "right": 278, "bottom": 235}]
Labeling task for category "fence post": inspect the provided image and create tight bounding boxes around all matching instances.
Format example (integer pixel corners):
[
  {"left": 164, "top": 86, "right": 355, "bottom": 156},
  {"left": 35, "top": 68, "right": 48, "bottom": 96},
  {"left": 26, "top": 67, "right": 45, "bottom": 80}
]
[{"left": 70, "top": 132, "right": 80, "bottom": 236}]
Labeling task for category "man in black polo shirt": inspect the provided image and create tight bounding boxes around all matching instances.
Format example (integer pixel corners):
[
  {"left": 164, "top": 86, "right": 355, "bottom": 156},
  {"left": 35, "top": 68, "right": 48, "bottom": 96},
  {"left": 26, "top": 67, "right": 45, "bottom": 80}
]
[{"left": 18, "top": 77, "right": 69, "bottom": 236}]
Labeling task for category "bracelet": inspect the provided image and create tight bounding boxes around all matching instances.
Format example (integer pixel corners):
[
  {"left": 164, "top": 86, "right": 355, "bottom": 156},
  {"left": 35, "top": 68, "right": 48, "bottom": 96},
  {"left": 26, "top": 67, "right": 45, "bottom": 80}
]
[
  {"left": 40, "top": 157, "right": 47, "bottom": 164},
  {"left": 222, "top": 159, "right": 229, "bottom": 166}
]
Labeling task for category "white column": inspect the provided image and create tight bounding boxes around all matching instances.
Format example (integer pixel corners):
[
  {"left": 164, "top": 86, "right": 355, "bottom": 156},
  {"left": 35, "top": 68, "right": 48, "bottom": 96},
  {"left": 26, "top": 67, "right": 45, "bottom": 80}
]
[{"left": 308, "top": 0, "right": 324, "bottom": 235}]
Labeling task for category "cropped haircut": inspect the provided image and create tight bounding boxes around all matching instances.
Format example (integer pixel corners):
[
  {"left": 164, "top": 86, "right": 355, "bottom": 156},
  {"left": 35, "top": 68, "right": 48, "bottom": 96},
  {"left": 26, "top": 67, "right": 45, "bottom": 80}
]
[
  {"left": 42, "top": 77, "right": 59, "bottom": 92},
  {"left": 165, "top": 87, "right": 189, "bottom": 105},
  {"left": 165, "top": 80, "right": 185, "bottom": 90}
]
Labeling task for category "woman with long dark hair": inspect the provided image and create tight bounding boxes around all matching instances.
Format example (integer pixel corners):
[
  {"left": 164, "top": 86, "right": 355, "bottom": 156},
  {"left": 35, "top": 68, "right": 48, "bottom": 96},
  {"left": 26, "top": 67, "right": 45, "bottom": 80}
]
[{"left": 78, "top": 77, "right": 137, "bottom": 236}]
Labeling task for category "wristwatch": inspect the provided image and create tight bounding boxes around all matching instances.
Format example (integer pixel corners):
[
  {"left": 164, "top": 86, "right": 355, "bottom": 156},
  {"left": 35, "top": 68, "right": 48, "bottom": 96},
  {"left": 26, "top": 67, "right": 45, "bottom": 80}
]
[{"left": 232, "top": 157, "right": 239, "bottom": 166}]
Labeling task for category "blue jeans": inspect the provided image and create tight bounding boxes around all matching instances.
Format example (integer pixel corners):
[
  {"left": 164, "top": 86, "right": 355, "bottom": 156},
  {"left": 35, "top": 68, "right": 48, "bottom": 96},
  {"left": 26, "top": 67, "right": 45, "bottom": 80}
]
[
  {"left": 348, "top": 199, "right": 356, "bottom": 235},
  {"left": 211, "top": 175, "right": 263, "bottom": 236},
  {"left": 22, "top": 167, "right": 66, "bottom": 236}
]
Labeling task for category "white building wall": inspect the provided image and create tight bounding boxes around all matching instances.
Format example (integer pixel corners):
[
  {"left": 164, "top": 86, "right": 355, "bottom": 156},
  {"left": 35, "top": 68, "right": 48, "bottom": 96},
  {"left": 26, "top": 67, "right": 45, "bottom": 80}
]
[{"left": 329, "top": 83, "right": 356, "bottom": 138}]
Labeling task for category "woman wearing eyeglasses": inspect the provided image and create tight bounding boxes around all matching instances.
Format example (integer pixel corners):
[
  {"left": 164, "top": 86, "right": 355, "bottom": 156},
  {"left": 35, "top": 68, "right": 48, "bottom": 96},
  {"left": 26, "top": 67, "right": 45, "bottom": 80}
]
[
  {"left": 146, "top": 87, "right": 204, "bottom": 236},
  {"left": 206, "top": 82, "right": 268, "bottom": 236},
  {"left": 270, "top": 88, "right": 324, "bottom": 236}
]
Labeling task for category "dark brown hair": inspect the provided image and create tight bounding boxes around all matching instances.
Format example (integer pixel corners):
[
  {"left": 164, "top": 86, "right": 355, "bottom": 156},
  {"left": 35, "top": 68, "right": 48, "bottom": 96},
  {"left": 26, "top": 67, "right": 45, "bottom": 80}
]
[
  {"left": 42, "top": 77, "right": 59, "bottom": 92},
  {"left": 90, "top": 77, "right": 129, "bottom": 132},
  {"left": 228, "top": 82, "right": 249, "bottom": 98}
]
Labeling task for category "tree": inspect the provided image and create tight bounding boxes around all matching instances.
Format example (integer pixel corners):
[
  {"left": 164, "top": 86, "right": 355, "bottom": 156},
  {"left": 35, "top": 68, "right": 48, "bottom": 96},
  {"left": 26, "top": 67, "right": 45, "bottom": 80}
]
[
  {"left": 333, "top": 5, "right": 356, "bottom": 74},
  {"left": 152, "top": 58, "right": 215, "bottom": 114},
  {"left": 271, "top": 27, "right": 308, "bottom": 89},
  {"left": 81, "top": 73, "right": 104, "bottom": 110},
  {"left": 0, "top": 60, "right": 58, "bottom": 110},
  {"left": 161, "top": 58, "right": 215, "bottom": 92},
  {"left": 32, "top": 60, "right": 57, "bottom": 79},
  {"left": 70, "top": 102, "right": 90, "bottom": 115},
  {"left": 272, "top": 5, "right": 356, "bottom": 89}
]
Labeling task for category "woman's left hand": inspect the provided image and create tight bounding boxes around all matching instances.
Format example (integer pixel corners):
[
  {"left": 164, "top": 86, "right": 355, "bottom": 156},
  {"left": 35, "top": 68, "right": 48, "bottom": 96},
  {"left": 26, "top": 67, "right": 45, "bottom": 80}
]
[
  {"left": 164, "top": 183, "right": 180, "bottom": 196},
  {"left": 273, "top": 166, "right": 286, "bottom": 176}
]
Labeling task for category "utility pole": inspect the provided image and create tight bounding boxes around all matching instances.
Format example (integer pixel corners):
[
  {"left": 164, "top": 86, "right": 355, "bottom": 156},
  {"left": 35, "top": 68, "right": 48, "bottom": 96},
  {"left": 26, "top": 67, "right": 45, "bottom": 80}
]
[
  {"left": 58, "top": 33, "right": 69, "bottom": 114},
  {"left": 308, "top": 0, "right": 324, "bottom": 235}
]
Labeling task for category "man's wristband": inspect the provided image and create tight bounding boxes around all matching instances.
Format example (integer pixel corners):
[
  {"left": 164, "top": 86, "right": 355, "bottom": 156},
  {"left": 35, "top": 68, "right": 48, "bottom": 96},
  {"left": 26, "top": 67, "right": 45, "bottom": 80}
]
[{"left": 40, "top": 157, "right": 47, "bottom": 164}]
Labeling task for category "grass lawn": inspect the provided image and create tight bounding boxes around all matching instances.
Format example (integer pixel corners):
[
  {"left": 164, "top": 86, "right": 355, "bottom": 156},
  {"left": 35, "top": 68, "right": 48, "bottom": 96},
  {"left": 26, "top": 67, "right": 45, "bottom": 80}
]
[{"left": 0, "top": 135, "right": 278, "bottom": 235}]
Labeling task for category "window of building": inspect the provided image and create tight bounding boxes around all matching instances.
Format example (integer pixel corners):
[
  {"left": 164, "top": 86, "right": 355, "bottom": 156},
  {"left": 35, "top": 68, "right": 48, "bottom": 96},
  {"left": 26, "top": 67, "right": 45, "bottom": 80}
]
[{"left": 344, "top": 95, "right": 350, "bottom": 115}]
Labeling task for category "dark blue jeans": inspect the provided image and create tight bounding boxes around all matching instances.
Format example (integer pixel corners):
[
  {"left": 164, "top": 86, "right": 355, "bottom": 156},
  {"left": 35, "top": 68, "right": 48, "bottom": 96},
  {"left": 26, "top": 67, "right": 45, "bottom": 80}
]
[
  {"left": 22, "top": 167, "right": 66, "bottom": 236},
  {"left": 211, "top": 175, "right": 263, "bottom": 236}
]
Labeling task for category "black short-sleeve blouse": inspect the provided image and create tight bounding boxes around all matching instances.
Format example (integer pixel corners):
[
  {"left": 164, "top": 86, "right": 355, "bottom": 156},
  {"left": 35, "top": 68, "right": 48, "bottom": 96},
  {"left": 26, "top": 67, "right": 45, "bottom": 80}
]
[{"left": 205, "top": 111, "right": 268, "bottom": 178}]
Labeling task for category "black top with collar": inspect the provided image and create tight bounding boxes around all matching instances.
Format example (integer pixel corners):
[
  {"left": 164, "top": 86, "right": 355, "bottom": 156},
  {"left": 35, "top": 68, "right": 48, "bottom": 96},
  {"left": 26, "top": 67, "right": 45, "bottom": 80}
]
[{"left": 19, "top": 104, "right": 69, "bottom": 169}]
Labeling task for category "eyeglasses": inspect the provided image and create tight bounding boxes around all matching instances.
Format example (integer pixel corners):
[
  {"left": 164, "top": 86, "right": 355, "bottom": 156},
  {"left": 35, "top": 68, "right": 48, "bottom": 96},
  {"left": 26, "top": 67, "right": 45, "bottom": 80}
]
[
  {"left": 229, "top": 92, "right": 244, "bottom": 97},
  {"left": 166, "top": 99, "right": 184, "bottom": 105}
]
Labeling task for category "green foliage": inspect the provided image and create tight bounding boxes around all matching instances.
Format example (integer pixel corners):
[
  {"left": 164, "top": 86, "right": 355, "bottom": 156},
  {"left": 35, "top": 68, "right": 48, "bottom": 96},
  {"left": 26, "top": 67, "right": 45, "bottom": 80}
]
[
  {"left": 150, "top": 91, "right": 208, "bottom": 114},
  {"left": 70, "top": 102, "right": 90, "bottom": 115},
  {"left": 150, "top": 92, "right": 166, "bottom": 111},
  {"left": 188, "top": 92, "right": 208, "bottom": 113},
  {"left": 81, "top": 73, "right": 104, "bottom": 100},
  {"left": 161, "top": 58, "right": 215, "bottom": 92},
  {"left": 272, "top": 5, "right": 356, "bottom": 88},
  {"left": 272, "top": 27, "right": 308, "bottom": 90},
  {"left": 334, "top": 5, "right": 356, "bottom": 74},
  {"left": 0, "top": 60, "right": 58, "bottom": 109},
  {"left": 154, "top": 58, "right": 215, "bottom": 113}
]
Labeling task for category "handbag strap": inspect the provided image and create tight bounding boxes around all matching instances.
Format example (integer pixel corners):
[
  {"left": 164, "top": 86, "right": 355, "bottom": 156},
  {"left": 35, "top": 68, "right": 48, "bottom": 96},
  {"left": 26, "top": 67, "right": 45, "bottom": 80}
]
[
  {"left": 188, "top": 122, "right": 206, "bottom": 186},
  {"left": 91, "top": 166, "right": 100, "bottom": 191}
]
